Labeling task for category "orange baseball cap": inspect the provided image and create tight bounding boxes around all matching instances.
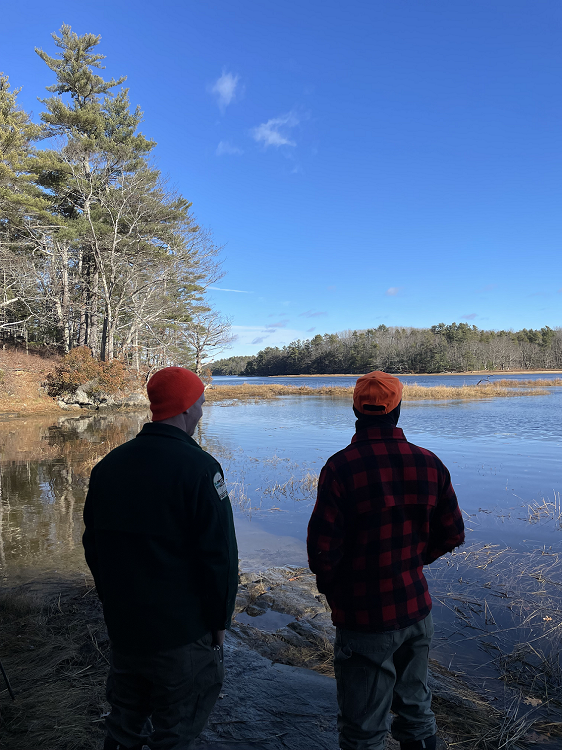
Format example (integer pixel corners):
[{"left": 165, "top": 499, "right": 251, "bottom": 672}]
[
  {"left": 353, "top": 371, "right": 403, "bottom": 415},
  {"left": 147, "top": 367, "right": 205, "bottom": 421}
]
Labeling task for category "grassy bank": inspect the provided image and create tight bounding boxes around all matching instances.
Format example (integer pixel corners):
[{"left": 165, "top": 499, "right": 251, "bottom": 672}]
[
  {"left": 206, "top": 380, "right": 560, "bottom": 402},
  {"left": 0, "top": 349, "right": 62, "bottom": 415}
]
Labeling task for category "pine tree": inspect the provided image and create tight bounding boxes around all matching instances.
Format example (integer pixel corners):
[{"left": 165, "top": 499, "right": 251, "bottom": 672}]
[
  {"left": 32, "top": 25, "right": 222, "bottom": 362},
  {"left": 35, "top": 25, "right": 157, "bottom": 355},
  {"left": 0, "top": 73, "right": 49, "bottom": 333}
]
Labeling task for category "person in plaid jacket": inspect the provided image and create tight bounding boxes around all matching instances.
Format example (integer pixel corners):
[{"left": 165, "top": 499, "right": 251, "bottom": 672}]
[{"left": 307, "top": 371, "right": 464, "bottom": 750}]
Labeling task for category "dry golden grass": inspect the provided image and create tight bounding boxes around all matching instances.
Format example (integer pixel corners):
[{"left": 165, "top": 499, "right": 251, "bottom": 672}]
[
  {"left": 0, "top": 579, "right": 108, "bottom": 750},
  {"left": 206, "top": 381, "right": 551, "bottom": 402},
  {"left": 403, "top": 382, "right": 549, "bottom": 399},
  {"left": 205, "top": 383, "right": 350, "bottom": 400},
  {"left": 0, "top": 348, "right": 62, "bottom": 414},
  {"left": 494, "top": 378, "right": 562, "bottom": 387}
]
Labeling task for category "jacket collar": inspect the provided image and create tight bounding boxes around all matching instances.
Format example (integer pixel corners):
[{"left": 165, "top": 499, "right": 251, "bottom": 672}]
[
  {"left": 137, "top": 422, "right": 201, "bottom": 449},
  {"left": 352, "top": 427, "right": 407, "bottom": 444}
]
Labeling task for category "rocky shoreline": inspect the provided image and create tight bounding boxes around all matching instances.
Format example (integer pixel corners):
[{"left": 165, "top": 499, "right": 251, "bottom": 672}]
[
  {"left": 0, "top": 566, "right": 557, "bottom": 749},
  {"left": 218, "top": 567, "right": 541, "bottom": 750},
  {"left": 55, "top": 381, "right": 149, "bottom": 411}
]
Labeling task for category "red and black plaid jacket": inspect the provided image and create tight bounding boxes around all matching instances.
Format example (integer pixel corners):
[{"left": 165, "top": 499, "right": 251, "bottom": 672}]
[{"left": 307, "top": 427, "right": 464, "bottom": 632}]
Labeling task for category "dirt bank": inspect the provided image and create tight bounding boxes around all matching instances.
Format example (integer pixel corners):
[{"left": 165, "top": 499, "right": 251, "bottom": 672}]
[{"left": 0, "top": 349, "right": 148, "bottom": 418}]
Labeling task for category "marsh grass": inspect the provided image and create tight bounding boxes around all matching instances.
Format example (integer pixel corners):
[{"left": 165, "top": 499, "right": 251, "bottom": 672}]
[
  {"left": 494, "top": 378, "right": 562, "bottom": 388},
  {"left": 429, "top": 542, "right": 562, "bottom": 708},
  {"left": 426, "top": 539, "right": 562, "bottom": 746},
  {"left": 0, "top": 578, "right": 108, "bottom": 750},
  {"left": 206, "top": 380, "right": 552, "bottom": 402},
  {"left": 258, "top": 472, "right": 319, "bottom": 503},
  {"left": 525, "top": 492, "right": 562, "bottom": 527}
]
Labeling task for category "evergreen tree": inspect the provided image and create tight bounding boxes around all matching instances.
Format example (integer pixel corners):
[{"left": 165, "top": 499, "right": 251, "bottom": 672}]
[
  {"left": 28, "top": 25, "right": 223, "bottom": 362},
  {"left": 0, "top": 73, "right": 49, "bottom": 333}
]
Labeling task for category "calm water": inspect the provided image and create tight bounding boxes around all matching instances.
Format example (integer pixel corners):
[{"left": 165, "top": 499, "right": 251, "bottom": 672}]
[
  {"left": 1, "top": 384, "right": 560, "bottom": 575},
  {"left": 1, "top": 388, "right": 560, "bottom": 711}
]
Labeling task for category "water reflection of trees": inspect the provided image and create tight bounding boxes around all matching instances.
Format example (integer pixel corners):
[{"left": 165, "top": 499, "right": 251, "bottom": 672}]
[{"left": 0, "top": 413, "right": 148, "bottom": 572}]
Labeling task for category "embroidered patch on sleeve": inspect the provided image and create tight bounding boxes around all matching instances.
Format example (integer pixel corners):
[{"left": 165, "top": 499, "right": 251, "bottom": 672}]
[{"left": 213, "top": 472, "right": 229, "bottom": 501}]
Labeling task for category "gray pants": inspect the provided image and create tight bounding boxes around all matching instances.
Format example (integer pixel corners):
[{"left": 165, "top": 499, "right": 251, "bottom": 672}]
[
  {"left": 335, "top": 613, "right": 436, "bottom": 750},
  {"left": 106, "top": 633, "right": 224, "bottom": 750}
]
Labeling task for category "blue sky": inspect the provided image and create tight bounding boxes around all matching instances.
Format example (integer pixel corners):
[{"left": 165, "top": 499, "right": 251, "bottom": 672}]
[{"left": 3, "top": 1, "right": 561, "bottom": 356}]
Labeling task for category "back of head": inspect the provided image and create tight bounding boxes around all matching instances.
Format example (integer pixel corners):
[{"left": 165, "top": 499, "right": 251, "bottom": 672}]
[
  {"left": 353, "top": 370, "right": 403, "bottom": 428},
  {"left": 147, "top": 367, "right": 204, "bottom": 421}
]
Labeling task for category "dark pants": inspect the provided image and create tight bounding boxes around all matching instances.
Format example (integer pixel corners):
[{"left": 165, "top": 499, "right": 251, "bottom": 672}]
[
  {"left": 334, "top": 613, "right": 436, "bottom": 750},
  {"left": 106, "top": 633, "right": 224, "bottom": 750}
]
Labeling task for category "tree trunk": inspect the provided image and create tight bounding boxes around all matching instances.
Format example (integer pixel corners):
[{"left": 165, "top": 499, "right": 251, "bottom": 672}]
[
  {"left": 100, "top": 316, "right": 108, "bottom": 361},
  {"left": 88, "top": 269, "right": 99, "bottom": 356},
  {"left": 61, "top": 243, "right": 70, "bottom": 353}
]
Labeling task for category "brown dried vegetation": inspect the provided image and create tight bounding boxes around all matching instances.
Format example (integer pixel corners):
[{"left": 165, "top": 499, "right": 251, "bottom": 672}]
[{"left": 205, "top": 380, "right": 555, "bottom": 402}]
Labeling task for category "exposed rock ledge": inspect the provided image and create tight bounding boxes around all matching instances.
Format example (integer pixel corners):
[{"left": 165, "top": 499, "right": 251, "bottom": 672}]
[
  {"left": 198, "top": 567, "right": 534, "bottom": 750},
  {"left": 56, "top": 380, "right": 149, "bottom": 410}
]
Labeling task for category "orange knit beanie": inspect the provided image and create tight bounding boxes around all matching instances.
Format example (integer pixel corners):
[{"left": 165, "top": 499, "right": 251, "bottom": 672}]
[{"left": 147, "top": 367, "right": 205, "bottom": 421}]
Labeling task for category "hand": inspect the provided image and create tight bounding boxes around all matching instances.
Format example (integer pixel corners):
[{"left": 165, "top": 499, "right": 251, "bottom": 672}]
[{"left": 212, "top": 629, "right": 225, "bottom": 647}]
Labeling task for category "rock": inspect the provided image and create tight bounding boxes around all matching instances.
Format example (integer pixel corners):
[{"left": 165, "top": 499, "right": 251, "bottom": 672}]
[
  {"left": 287, "top": 618, "right": 334, "bottom": 646},
  {"left": 200, "top": 635, "right": 339, "bottom": 750},
  {"left": 123, "top": 392, "right": 149, "bottom": 406},
  {"left": 73, "top": 388, "right": 91, "bottom": 406},
  {"left": 246, "top": 602, "right": 269, "bottom": 617},
  {"left": 56, "top": 385, "right": 149, "bottom": 411}
]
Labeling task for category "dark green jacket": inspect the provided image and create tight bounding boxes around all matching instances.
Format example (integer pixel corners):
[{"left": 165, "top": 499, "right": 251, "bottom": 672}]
[{"left": 83, "top": 422, "right": 238, "bottom": 653}]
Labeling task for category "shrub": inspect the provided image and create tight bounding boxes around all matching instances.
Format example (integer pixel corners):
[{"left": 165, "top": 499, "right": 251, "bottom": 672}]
[{"left": 45, "top": 347, "right": 129, "bottom": 397}]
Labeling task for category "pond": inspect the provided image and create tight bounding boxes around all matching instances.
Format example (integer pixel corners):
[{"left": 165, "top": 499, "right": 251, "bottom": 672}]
[{"left": 1, "top": 379, "right": 561, "bottom": 712}]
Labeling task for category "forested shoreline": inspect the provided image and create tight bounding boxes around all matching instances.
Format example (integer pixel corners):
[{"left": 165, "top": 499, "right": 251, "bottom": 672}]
[
  {"left": 212, "top": 323, "right": 562, "bottom": 376},
  {"left": 0, "top": 26, "right": 231, "bottom": 374}
]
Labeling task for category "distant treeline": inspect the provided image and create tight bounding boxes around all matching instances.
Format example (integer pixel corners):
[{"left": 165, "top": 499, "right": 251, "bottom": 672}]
[{"left": 211, "top": 324, "right": 562, "bottom": 376}]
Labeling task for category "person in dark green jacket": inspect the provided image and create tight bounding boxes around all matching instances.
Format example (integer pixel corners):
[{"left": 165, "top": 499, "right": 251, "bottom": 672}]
[{"left": 83, "top": 367, "right": 238, "bottom": 750}]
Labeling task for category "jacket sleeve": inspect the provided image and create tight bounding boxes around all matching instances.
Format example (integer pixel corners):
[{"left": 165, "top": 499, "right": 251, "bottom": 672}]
[
  {"left": 425, "top": 463, "right": 465, "bottom": 564},
  {"left": 307, "top": 462, "right": 345, "bottom": 594},
  {"left": 194, "top": 464, "right": 239, "bottom": 631},
  {"left": 82, "top": 465, "right": 104, "bottom": 602}
]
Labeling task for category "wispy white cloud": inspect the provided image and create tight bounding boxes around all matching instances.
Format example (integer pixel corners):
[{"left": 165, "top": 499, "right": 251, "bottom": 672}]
[
  {"left": 252, "top": 111, "right": 299, "bottom": 148},
  {"left": 209, "top": 70, "right": 240, "bottom": 112},
  {"left": 462, "top": 313, "right": 478, "bottom": 320},
  {"left": 230, "top": 324, "right": 307, "bottom": 352},
  {"left": 386, "top": 287, "right": 401, "bottom": 296},
  {"left": 216, "top": 140, "right": 243, "bottom": 156},
  {"left": 266, "top": 320, "right": 289, "bottom": 328},
  {"left": 208, "top": 286, "right": 252, "bottom": 293},
  {"left": 306, "top": 327, "right": 316, "bottom": 332},
  {"left": 299, "top": 310, "right": 327, "bottom": 318}
]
